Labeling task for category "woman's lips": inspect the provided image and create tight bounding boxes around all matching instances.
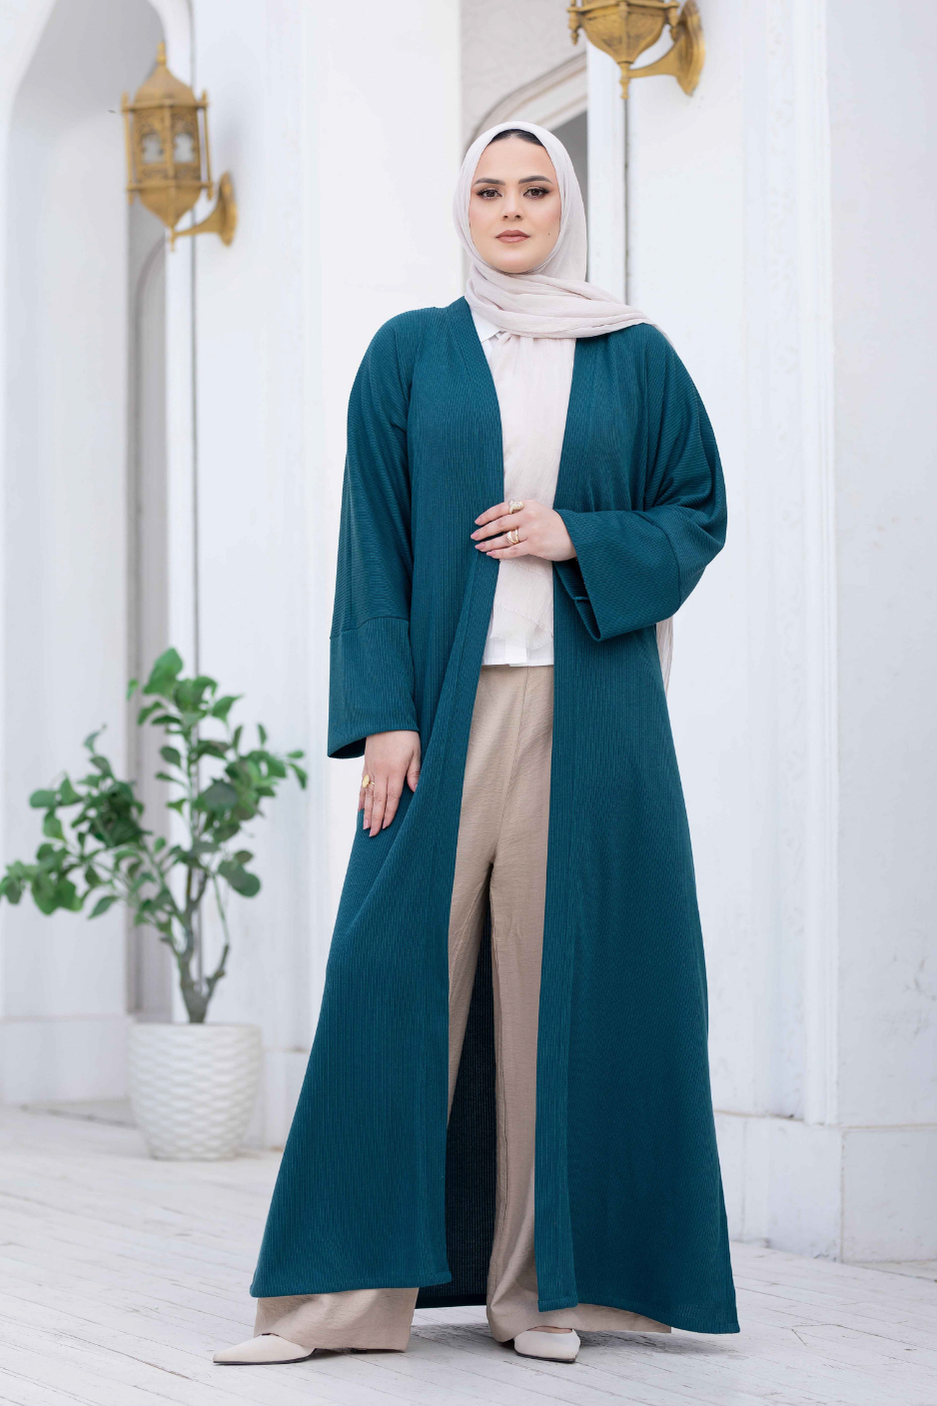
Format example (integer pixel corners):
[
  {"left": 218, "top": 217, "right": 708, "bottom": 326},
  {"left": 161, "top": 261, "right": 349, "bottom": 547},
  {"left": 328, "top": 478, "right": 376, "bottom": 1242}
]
[{"left": 497, "top": 232, "right": 530, "bottom": 242}]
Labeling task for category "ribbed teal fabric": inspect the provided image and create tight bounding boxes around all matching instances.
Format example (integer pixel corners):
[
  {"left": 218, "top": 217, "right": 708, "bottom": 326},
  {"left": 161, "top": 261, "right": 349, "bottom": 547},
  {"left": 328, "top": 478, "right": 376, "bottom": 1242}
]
[{"left": 250, "top": 296, "right": 739, "bottom": 1335}]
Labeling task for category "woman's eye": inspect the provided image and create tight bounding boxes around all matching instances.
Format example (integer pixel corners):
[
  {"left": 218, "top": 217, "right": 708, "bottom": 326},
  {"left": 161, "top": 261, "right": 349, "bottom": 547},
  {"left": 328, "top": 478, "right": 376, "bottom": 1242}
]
[
  {"left": 525, "top": 187, "right": 549, "bottom": 198},
  {"left": 477, "top": 188, "right": 500, "bottom": 199}
]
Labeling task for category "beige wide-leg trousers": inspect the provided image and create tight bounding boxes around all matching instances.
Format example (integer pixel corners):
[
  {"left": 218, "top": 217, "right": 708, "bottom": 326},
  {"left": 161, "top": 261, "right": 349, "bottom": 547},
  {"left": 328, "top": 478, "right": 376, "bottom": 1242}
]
[{"left": 254, "top": 664, "right": 670, "bottom": 1349}]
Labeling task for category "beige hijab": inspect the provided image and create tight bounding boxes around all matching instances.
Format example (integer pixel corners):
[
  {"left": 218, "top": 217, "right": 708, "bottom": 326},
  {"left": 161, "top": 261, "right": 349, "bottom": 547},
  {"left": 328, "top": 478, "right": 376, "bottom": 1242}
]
[{"left": 453, "top": 120, "right": 673, "bottom": 689}]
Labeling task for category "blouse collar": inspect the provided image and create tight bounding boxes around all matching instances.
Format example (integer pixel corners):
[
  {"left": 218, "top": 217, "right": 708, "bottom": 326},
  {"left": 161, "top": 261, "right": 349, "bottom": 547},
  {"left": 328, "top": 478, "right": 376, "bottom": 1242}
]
[{"left": 470, "top": 308, "right": 501, "bottom": 344}]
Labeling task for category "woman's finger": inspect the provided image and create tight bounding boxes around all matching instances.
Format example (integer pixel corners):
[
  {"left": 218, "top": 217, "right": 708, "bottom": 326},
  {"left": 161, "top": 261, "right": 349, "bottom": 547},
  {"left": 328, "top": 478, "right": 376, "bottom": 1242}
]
[
  {"left": 472, "top": 510, "right": 528, "bottom": 541},
  {"left": 474, "top": 500, "right": 510, "bottom": 525},
  {"left": 486, "top": 541, "right": 531, "bottom": 558},
  {"left": 368, "top": 780, "right": 387, "bottom": 836},
  {"left": 382, "top": 773, "right": 404, "bottom": 829}
]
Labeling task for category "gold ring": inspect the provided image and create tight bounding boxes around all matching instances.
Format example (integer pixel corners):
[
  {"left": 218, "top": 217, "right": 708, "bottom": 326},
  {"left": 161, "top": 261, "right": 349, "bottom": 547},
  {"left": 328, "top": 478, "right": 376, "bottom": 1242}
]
[
  {"left": 361, "top": 773, "right": 372, "bottom": 788},
  {"left": 508, "top": 499, "right": 524, "bottom": 513},
  {"left": 507, "top": 528, "right": 520, "bottom": 545}
]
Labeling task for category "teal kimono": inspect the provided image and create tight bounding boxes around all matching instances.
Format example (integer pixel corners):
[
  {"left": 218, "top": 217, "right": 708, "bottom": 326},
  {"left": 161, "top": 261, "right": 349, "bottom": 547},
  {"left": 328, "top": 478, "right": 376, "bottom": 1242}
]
[{"left": 250, "top": 296, "right": 739, "bottom": 1335}]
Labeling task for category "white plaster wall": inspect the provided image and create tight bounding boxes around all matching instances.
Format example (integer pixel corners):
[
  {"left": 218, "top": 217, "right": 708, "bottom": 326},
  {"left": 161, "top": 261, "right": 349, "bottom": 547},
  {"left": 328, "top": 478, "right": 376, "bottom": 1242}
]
[
  {"left": 0, "top": 0, "right": 163, "bottom": 1100},
  {"left": 628, "top": 0, "right": 937, "bottom": 1258},
  {"left": 827, "top": 0, "right": 937, "bottom": 1130},
  {"left": 169, "top": 0, "right": 313, "bottom": 1076},
  {"left": 627, "top": 1, "right": 756, "bottom": 1118}
]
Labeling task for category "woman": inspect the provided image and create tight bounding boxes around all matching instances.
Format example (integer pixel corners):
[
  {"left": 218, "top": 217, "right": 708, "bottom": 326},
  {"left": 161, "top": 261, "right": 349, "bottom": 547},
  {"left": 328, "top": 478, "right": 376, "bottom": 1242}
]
[{"left": 214, "top": 120, "right": 738, "bottom": 1369}]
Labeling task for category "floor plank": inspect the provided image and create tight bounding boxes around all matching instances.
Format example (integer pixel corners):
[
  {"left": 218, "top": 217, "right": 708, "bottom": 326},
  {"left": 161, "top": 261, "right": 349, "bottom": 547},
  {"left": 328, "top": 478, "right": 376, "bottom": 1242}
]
[{"left": 1, "top": 1106, "right": 936, "bottom": 1405}]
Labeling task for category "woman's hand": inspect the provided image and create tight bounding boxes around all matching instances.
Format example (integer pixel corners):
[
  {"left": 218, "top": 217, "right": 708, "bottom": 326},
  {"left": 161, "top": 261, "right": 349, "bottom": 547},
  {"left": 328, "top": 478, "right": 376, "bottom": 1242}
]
[
  {"left": 470, "top": 499, "right": 577, "bottom": 562},
  {"left": 360, "top": 730, "right": 421, "bottom": 836}
]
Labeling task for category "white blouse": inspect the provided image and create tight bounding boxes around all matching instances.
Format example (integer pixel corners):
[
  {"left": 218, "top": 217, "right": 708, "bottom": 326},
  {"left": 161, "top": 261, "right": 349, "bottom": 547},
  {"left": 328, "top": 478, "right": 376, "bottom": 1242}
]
[{"left": 473, "top": 309, "right": 576, "bottom": 667}]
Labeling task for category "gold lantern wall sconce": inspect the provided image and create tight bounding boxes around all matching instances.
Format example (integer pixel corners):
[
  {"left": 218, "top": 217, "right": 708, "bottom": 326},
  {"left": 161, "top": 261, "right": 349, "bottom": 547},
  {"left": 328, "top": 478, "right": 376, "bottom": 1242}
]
[
  {"left": 121, "top": 43, "right": 237, "bottom": 249},
  {"left": 568, "top": 0, "right": 705, "bottom": 99}
]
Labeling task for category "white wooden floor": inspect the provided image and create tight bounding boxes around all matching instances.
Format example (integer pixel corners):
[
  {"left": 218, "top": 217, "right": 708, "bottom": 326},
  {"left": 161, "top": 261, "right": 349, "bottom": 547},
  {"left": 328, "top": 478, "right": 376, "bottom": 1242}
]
[{"left": 1, "top": 1106, "right": 936, "bottom": 1406}]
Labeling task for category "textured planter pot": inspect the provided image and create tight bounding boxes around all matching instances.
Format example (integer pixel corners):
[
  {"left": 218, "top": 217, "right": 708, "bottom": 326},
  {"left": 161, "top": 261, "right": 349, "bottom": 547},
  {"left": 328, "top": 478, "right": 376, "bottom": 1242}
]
[{"left": 129, "top": 1022, "right": 262, "bottom": 1160}]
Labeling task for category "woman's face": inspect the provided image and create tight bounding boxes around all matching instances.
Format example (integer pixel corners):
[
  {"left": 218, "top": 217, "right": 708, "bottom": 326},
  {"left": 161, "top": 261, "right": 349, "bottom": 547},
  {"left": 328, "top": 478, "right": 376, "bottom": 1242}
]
[{"left": 468, "top": 136, "right": 561, "bottom": 274}]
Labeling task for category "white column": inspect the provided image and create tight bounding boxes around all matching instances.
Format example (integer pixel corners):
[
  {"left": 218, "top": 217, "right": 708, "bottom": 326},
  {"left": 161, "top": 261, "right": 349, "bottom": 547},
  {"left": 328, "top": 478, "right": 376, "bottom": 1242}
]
[
  {"left": 586, "top": 43, "right": 626, "bottom": 298},
  {"left": 625, "top": 0, "right": 937, "bottom": 1262}
]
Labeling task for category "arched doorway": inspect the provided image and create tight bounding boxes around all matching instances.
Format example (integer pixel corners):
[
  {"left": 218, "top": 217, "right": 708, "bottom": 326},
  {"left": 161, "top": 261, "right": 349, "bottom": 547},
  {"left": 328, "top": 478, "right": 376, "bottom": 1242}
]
[{"left": 2, "top": 0, "right": 169, "bottom": 1100}]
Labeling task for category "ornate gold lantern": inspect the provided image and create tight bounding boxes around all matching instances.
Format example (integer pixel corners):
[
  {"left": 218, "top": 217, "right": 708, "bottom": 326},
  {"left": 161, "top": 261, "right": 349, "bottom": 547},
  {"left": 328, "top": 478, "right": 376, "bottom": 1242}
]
[
  {"left": 568, "top": 0, "right": 705, "bottom": 99},
  {"left": 121, "top": 43, "right": 236, "bottom": 248}
]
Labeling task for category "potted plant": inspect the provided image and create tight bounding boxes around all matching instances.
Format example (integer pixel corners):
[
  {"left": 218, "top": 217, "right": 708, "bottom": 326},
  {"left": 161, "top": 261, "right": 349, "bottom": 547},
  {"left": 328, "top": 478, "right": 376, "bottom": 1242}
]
[{"left": 0, "top": 648, "right": 306, "bottom": 1159}]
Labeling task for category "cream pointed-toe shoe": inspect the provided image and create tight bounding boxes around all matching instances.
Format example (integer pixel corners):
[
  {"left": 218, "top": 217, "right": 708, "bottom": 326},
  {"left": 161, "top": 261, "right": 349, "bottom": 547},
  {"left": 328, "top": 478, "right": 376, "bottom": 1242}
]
[
  {"left": 213, "top": 1333, "right": 314, "bottom": 1365},
  {"left": 513, "top": 1328, "right": 580, "bottom": 1362}
]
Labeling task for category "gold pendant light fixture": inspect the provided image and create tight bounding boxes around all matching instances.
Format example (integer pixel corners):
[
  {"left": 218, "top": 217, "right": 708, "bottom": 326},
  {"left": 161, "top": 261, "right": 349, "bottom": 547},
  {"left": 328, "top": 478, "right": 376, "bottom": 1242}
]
[
  {"left": 568, "top": 0, "right": 705, "bottom": 99},
  {"left": 121, "top": 43, "right": 236, "bottom": 248}
]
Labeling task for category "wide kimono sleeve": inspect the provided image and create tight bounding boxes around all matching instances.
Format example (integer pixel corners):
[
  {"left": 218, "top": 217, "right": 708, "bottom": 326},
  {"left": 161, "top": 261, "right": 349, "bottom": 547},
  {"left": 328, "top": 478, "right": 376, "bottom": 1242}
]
[
  {"left": 553, "top": 327, "right": 726, "bottom": 642},
  {"left": 327, "top": 318, "right": 420, "bottom": 760}
]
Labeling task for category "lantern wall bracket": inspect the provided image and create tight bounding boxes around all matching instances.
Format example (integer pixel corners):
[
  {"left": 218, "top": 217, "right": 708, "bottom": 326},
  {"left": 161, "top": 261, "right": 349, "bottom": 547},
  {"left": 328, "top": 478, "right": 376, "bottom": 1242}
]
[
  {"left": 121, "top": 43, "right": 237, "bottom": 249},
  {"left": 171, "top": 172, "right": 237, "bottom": 249},
  {"left": 568, "top": 0, "right": 705, "bottom": 100}
]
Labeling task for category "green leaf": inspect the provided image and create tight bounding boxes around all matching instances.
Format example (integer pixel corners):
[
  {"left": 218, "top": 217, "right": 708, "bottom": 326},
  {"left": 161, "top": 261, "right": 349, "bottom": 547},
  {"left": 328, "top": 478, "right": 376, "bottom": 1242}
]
[
  {"left": 90, "top": 894, "right": 118, "bottom": 918},
  {"left": 287, "top": 749, "right": 305, "bottom": 759},
  {"left": 257, "top": 723, "right": 268, "bottom": 746},
  {"left": 143, "top": 648, "right": 184, "bottom": 697},
  {"left": 159, "top": 746, "right": 183, "bottom": 768},
  {"left": 210, "top": 695, "right": 240, "bottom": 722},
  {"left": 196, "top": 781, "right": 239, "bottom": 812},
  {"left": 173, "top": 675, "right": 216, "bottom": 713},
  {"left": 0, "top": 877, "right": 23, "bottom": 904},
  {"left": 58, "top": 777, "right": 81, "bottom": 806},
  {"left": 29, "top": 790, "right": 57, "bottom": 809},
  {"left": 32, "top": 870, "right": 79, "bottom": 915},
  {"left": 126, "top": 678, "right": 139, "bottom": 700},
  {"left": 32, "top": 877, "right": 58, "bottom": 914},
  {"left": 194, "top": 740, "right": 229, "bottom": 761},
  {"left": 155, "top": 772, "right": 178, "bottom": 784},
  {"left": 166, "top": 798, "right": 186, "bottom": 814},
  {"left": 153, "top": 837, "right": 166, "bottom": 852},
  {"left": 42, "top": 813, "right": 64, "bottom": 841},
  {"left": 233, "top": 849, "right": 253, "bottom": 865},
  {"left": 290, "top": 763, "right": 308, "bottom": 789},
  {"left": 91, "top": 755, "right": 113, "bottom": 776},
  {"left": 83, "top": 728, "right": 104, "bottom": 752},
  {"left": 58, "top": 878, "right": 82, "bottom": 912},
  {"left": 136, "top": 701, "right": 162, "bottom": 726},
  {"left": 218, "top": 860, "right": 261, "bottom": 897}
]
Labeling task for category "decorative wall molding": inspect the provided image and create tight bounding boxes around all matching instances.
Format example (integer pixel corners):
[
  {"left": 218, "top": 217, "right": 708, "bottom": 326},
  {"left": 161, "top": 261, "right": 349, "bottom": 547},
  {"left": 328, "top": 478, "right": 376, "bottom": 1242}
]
[
  {"left": 741, "top": 0, "right": 838, "bottom": 1126},
  {"left": 790, "top": 0, "right": 838, "bottom": 1131},
  {"left": 469, "top": 52, "right": 587, "bottom": 145}
]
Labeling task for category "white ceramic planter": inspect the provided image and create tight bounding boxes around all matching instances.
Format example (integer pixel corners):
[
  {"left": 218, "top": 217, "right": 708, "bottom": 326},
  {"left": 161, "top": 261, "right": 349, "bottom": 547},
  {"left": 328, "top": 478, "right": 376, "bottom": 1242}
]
[{"left": 129, "top": 1022, "right": 262, "bottom": 1160}]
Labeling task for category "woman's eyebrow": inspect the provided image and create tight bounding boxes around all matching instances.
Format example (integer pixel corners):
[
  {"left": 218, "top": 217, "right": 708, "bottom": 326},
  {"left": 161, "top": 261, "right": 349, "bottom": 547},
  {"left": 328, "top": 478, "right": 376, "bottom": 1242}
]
[{"left": 472, "top": 175, "right": 555, "bottom": 186}]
